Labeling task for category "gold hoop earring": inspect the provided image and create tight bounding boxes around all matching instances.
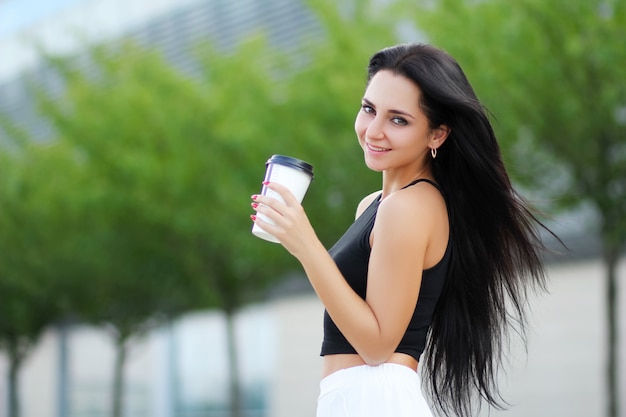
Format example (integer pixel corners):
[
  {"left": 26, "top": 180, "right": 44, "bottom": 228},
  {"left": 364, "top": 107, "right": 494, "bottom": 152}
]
[{"left": 431, "top": 147, "right": 437, "bottom": 158}]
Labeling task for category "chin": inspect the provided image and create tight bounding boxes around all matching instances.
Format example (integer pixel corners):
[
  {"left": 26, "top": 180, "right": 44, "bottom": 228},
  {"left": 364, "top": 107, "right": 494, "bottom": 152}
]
[{"left": 363, "top": 157, "right": 385, "bottom": 172}]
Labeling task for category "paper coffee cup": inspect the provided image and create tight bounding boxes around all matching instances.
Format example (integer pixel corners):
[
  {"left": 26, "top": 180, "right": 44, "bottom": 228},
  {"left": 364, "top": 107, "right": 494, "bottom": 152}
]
[{"left": 252, "top": 155, "right": 314, "bottom": 243}]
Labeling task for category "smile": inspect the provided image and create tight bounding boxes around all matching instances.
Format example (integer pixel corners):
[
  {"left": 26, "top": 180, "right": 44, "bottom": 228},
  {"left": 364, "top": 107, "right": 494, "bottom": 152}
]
[{"left": 366, "top": 143, "right": 391, "bottom": 152}]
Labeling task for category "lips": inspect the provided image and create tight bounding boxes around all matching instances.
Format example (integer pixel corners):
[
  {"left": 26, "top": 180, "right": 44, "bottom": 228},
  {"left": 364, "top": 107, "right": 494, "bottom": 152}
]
[{"left": 366, "top": 143, "right": 391, "bottom": 152}]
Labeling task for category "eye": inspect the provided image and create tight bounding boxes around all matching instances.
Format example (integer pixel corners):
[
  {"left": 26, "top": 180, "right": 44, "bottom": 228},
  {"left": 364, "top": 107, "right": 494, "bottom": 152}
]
[
  {"left": 361, "top": 104, "right": 375, "bottom": 115},
  {"left": 391, "top": 117, "right": 408, "bottom": 126}
]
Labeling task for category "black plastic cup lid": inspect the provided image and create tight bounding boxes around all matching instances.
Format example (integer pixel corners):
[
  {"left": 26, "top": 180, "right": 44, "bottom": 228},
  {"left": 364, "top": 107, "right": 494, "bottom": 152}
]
[{"left": 266, "top": 155, "right": 314, "bottom": 178}]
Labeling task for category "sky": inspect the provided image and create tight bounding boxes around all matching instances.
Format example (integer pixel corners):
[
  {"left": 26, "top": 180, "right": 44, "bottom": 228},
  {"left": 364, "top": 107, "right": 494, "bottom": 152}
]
[
  {"left": 0, "top": 0, "right": 199, "bottom": 81},
  {"left": 0, "top": 0, "right": 83, "bottom": 38}
]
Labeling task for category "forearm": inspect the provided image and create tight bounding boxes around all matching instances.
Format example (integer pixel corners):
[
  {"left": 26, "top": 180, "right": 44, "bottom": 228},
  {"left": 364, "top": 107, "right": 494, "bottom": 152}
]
[{"left": 296, "top": 241, "right": 392, "bottom": 364}]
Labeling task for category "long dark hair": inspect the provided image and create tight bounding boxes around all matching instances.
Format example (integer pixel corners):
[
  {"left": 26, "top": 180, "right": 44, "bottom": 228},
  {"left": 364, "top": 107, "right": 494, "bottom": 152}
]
[{"left": 367, "top": 43, "right": 550, "bottom": 416}]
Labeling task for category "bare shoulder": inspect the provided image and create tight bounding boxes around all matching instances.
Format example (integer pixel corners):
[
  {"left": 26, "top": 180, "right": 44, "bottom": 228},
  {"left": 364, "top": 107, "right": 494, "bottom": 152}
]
[
  {"left": 355, "top": 190, "right": 382, "bottom": 220},
  {"left": 381, "top": 182, "right": 445, "bottom": 214},
  {"left": 375, "top": 181, "right": 448, "bottom": 237}
]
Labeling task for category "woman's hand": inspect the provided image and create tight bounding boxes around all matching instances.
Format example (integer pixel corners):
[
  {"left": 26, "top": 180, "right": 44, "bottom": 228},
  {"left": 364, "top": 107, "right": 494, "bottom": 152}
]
[{"left": 251, "top": 182, "right": 320, "bottom": 259}]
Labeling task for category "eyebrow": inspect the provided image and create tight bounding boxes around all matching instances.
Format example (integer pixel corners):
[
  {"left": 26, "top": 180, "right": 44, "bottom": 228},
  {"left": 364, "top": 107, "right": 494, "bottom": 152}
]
[{"left": 362, "top": 98, "right": 416, "bottom": 119}]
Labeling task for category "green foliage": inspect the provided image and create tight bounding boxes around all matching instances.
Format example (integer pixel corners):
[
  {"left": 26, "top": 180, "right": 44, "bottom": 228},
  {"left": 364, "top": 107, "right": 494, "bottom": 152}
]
[
  {"left": 0, "top": 0, "right": 413, "bottom": 346},
  {"left": 405, "top": 0, "right": 626, "bottom": 240},
  {"left": 0, "top": 0, "right": 423, "bottom": 414},
  {"left": 0, "top": 151, "right": 60, "bottom": 353},
  {"left": 0, "top": 131, "right": 83, "bottom": 417},
  {"left": 405, "top": 2, "right": 625, "bottom": 416},
  {"left": 0, "top": 130, "right": 95, "bottom": 348},
  {"left": 36, "top": 44, "right": 215, "bottom": 331}
]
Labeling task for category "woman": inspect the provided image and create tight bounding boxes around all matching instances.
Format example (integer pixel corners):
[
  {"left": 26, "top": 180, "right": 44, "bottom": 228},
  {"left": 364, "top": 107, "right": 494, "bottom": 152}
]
[{"left": 250, "top": 43, "right": 550, "bottom": 417}]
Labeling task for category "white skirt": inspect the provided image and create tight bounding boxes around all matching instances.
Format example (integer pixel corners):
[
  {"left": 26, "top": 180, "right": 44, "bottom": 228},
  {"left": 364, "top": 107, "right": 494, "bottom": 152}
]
[{"left": 317, "top": 363, "right": 434, "bottom": 417}]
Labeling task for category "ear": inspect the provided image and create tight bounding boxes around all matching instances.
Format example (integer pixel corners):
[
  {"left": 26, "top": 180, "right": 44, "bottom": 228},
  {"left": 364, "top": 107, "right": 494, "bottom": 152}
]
[{"left": 429, "top": 124, "right": 450, "bottom": 149}]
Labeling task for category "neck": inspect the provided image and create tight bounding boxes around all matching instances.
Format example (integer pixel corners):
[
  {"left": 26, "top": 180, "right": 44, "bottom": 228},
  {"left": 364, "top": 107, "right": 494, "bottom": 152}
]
[{"left": 381, "top": 163, "right": 432, "bottom": 199}]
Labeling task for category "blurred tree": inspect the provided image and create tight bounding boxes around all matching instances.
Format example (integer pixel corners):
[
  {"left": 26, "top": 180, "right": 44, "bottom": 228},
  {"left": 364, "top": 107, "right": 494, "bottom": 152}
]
[
  {"left": 32, "top": 38, "right": 303, "bottom": 417},
  {"left": 405, "top": 0, "right": 625, "bottom": 416},
  {"left": 33, "top": 44, "right": 251, "bottom": 417},
  {"left": 0, "top": 152, "right": 45, "bottom": 417},
  {"left": 192, "top": 38, "right": 299, "bottom": 417},
  {"left": 0, "top": 138, "right": 84, "bottom": 417}
]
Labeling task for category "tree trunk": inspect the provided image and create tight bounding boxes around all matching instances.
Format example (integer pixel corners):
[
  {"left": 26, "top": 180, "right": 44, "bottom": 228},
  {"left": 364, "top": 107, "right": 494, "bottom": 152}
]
[
  {"left": 112, "top": 335, "right": 128, "bottom": 417},
  {"left": 56, "top": 320, "right": 70, "bottom": 417},
  {"left": 225, "top": 310, "right": 242, "bottom": 417},
  {"left": 604, "top": 245, "right": 619, "bottom": 417},
  {"left": 7, "top": 339, "right": 22, "bottom": 417}
]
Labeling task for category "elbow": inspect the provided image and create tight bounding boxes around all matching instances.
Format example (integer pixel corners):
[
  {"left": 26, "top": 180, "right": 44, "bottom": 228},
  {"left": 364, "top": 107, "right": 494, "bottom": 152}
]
[
  {"left": 357, "top": 346, "right": 396, "bottom": 366},
  {"left": 350, "top": 329, "right": 401, "bottom": 365},
  {"left": 363, "top": 357, "right": 386, "bottom": 366}
]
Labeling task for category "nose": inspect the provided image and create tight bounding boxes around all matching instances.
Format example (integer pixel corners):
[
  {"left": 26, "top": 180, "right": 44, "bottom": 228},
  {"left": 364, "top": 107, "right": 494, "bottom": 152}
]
[{"left": 365, "top": 115, "right": 385, "bottom": 140}]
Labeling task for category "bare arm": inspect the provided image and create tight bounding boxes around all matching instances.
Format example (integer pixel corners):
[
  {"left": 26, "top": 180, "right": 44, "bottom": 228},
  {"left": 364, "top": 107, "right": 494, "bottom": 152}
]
[{"left": 251, "top": 182, "right": 443, "bottom": 364}]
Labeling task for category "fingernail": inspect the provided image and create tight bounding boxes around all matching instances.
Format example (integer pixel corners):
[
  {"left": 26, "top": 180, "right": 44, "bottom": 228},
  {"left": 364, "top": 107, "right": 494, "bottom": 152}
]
[
  {"left": 251, "top": 203, "right": 258, "bottom": 209},
  {"left": 251, "top": 195, "right": 258, "bottom": 200},
  {"left": 250, "top": 214, "right": 257, "bottom": 221},
  {"left": 262, "top": 181, "right": 270, "bottom": 185}
]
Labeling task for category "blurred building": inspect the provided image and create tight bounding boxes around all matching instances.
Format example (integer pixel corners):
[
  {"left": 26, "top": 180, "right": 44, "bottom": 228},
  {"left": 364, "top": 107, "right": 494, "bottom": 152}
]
[
  {"left": 0, "top": 0, "right": 321, "bottom": 144},
  {"left": 1, "top": 1, "right": 625, "bottom": 417}
]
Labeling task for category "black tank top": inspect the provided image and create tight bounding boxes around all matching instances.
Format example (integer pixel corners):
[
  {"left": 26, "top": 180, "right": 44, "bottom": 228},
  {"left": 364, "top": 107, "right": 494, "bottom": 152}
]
[{"left": 320, "top": 179, "right": 451, "bottom": 362}]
